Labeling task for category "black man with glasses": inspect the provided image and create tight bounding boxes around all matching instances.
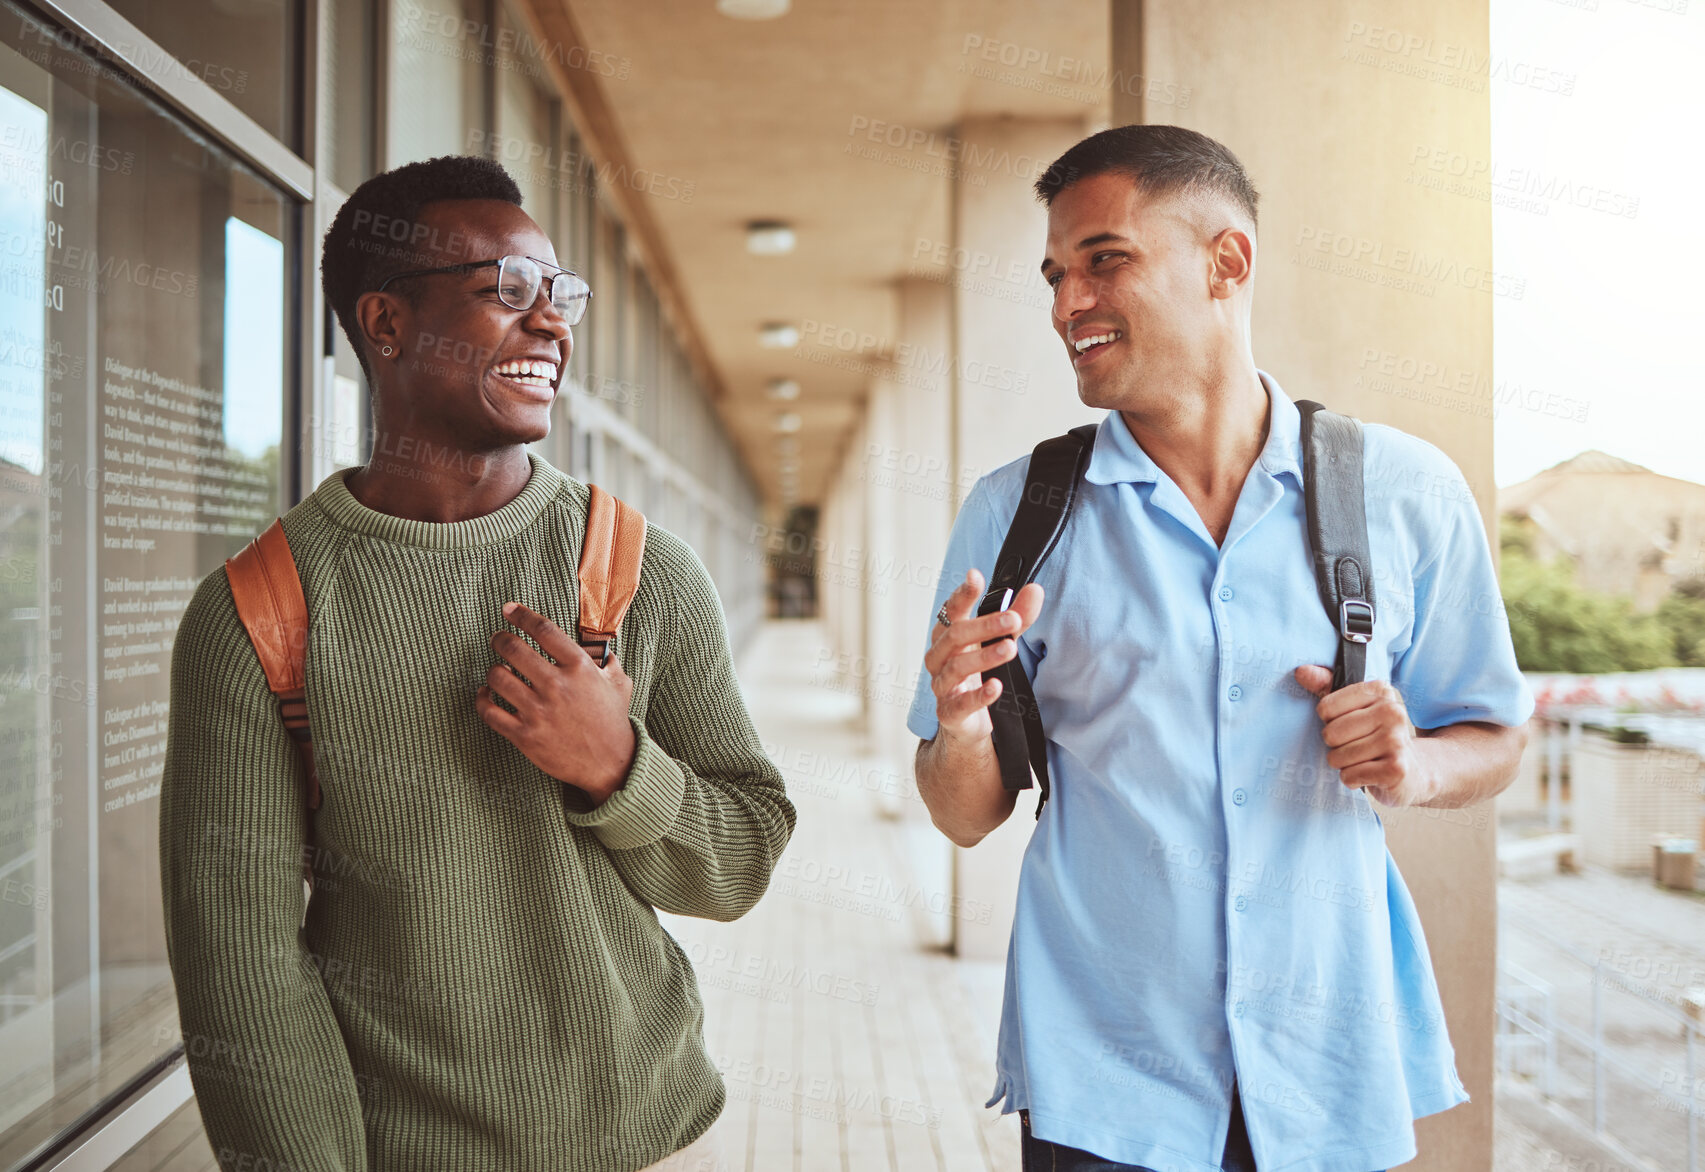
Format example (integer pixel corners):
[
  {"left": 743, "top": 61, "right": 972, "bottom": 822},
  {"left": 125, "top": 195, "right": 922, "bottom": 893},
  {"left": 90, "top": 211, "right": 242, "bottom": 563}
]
[{"left": 159, "top": 155, "right": 794, "bottom": 1172}]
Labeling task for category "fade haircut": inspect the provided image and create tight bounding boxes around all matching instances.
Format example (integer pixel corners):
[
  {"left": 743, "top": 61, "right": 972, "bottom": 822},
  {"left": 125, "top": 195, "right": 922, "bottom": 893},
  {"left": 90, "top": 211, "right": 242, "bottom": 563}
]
[
  {"left": 321, "top": 154, "right": 524, "bottom": 376},
  {"left": 1034, "top": 124, "right": 1259, "bottom": 231}
]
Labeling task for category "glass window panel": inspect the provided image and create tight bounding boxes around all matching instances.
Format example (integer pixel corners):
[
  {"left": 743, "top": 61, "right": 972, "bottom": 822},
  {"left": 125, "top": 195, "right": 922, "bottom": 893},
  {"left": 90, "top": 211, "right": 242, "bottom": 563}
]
[
  {"left": 92, "top": 0, "right": 301, "bottom": 149},
  {"left": 0, "top": 7, "right": 293, "bottom": 1163},
  {"left": 633, "top": 272, "right": 656, "bottom": 433},
  {"left": 611, "top": 221, "right": 628, "bottom": 391},
  {"left": 323, "top": 291, "right": 369, "bottom": 472},
  {"left": 387, "top": 0, "right": 483, "bottom": 166},
  {"left": 494, "top": 6, "right": 558, "bottom": 240},
  {"left": 566, "top": 141, "right": 593, "bottom": 388},
  {"left": 322, "top": 0, "right": 376, "bottom": 193}
]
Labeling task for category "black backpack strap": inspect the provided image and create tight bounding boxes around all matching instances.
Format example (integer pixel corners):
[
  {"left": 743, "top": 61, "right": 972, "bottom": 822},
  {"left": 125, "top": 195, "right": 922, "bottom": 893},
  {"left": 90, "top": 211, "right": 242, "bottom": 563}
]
[
  {"left": 1296, "top": 401, "right": 1374, "bottom": 692},
  {"left": 979, "top": 423, "right": 1099, "bottom": 817}
]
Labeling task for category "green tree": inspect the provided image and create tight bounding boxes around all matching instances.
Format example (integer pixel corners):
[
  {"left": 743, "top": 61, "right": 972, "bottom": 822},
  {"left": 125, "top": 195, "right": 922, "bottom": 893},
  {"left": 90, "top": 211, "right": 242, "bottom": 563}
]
[
  {"left": 1499, "top": 518, "right": 1677, "bottom": 673},
  {"left": 1656, "top": 576, "right": 1705, "bottom": 666}
]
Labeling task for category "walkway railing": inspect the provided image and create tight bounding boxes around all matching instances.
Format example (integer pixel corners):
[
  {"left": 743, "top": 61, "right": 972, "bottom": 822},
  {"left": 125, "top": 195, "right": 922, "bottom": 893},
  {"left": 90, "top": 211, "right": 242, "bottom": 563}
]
[{"left": 1497, "top": 911, "right": 1702, "bottom": 1172}]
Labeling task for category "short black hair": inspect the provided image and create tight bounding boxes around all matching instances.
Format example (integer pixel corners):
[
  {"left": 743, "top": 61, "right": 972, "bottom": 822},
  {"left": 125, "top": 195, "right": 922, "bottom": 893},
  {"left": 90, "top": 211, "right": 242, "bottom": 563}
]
[
  {"left": 321, "top": 154, "right": 524, "bottom": 375},
  {"left": 1034, "top": 124, "right": 1259, "bottom": 229}
]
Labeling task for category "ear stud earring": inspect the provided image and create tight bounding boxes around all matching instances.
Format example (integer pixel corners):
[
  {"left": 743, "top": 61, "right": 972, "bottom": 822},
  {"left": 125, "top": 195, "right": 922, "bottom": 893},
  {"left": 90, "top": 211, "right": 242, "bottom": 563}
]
[{"left": 382, "top": 345, "right": 394, "bottom": 357}]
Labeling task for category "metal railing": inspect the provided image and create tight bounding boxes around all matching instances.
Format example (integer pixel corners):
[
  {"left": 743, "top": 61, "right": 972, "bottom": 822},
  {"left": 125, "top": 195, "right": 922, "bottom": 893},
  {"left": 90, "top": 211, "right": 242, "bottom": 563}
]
[{"left": 1497, "top": 915, "right": 1702, "bottom": 1172}]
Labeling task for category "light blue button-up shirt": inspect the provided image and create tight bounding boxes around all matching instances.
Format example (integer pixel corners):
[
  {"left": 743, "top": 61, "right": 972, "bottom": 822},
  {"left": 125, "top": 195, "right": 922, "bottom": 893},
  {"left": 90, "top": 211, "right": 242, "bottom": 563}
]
[{"left": 907, "top": 373, "right": 1532, "bottom": 1172}]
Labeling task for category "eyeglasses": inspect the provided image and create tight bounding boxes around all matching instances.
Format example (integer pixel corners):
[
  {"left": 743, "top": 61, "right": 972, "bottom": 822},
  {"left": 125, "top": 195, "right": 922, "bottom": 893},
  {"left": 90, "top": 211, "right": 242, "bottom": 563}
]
[{"left": 375, "top": 254, "right": 592, "bottom": 325}]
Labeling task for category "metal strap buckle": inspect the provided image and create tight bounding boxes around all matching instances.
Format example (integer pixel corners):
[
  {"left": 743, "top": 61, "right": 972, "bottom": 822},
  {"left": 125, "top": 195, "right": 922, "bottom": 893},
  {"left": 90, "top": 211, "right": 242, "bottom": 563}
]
[
  {"left": 1339, "top": 598, "right": 1375, "bottom": 644},
  {"left": 980, "top": 586, "right": 1015, "bottom": 615},
  {"left": 579, "top": 636, "right": 614, "bottom": 667}
]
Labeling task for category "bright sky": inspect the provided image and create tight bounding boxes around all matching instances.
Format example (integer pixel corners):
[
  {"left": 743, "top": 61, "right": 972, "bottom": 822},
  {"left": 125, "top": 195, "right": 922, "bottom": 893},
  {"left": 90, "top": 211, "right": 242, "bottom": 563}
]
[
  {"left": 1491, "top": 0, "right": 1704, "bottom": 487},
  {"left": 0, "top": 86, "right": 44, "bottom": 474},
  {"left": 221, "top": 217, "right": 285, "bottom": 460}
]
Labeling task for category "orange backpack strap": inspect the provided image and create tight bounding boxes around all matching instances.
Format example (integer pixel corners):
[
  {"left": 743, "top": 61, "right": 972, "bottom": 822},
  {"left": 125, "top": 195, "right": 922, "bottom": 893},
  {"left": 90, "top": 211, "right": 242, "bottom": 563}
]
[
  {"left": 224, "top": 520, "right": 321, "bottom": 812},
  {"left": 578, "top": 485, "right": 646, "bottom": 666}
]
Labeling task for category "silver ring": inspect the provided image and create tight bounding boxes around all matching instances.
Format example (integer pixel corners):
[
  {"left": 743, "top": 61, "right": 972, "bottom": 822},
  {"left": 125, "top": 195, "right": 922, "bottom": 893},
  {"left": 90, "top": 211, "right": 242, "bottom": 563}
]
[{"left": 935, "top": 603, "right": 952, "bottom": 628}]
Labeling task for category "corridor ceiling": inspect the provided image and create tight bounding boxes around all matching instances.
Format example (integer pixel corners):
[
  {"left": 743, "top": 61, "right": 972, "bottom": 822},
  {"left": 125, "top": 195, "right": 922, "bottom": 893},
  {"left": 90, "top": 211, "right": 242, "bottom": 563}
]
[{"left": 561, "top": 0, "right": 1109, "bottom": 508}]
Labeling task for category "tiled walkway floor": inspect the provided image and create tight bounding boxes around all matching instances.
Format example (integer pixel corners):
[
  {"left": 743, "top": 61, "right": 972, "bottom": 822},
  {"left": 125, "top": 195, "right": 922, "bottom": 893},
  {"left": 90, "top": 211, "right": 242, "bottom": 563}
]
[
  {"left": 114, "top": 620, "right": 1017, "bottom": 1171},
  {"left": 661, "top": 619, "right": 1016, "bottom": 1172}
]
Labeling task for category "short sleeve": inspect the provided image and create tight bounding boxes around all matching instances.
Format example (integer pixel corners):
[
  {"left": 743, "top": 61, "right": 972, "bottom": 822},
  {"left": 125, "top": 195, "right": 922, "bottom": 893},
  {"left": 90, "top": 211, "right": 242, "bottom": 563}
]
[
  {"left": 1391, "top": 465, "right": 1534, "bottom": 731},
  {"left": 905, "top": 476, "right": 1013, "bottom": 741}
]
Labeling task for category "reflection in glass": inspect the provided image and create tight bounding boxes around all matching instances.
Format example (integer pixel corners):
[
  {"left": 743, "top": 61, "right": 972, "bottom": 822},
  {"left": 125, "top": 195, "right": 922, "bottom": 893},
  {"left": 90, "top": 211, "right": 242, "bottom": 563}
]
[
  {"left": 0, "top": 7, "right": 292, "bottom": 1165},
  {"left": 99, "top": 0, "right": 302, "bottom": 148},
  {"left": 389, "top": 0, "right": 484, "bottom": 165},
  {"left": 0, "top": 75, "right": 51, "bottom": 1147},
  {"left": 221, "top": 217, "right": 283, "bottom": 461}
]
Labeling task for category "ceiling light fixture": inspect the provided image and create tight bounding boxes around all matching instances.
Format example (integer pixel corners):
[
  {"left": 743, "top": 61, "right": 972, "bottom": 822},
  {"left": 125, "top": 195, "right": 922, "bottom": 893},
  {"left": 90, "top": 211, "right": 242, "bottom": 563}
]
[
  {"left": 758, "top": 322, "right": 799, "bottom": 348},
  {"left": 746, "top": 221, "right": 796, "bottom": 256},
  {"left": 772, "top": 413, "right": 802, "bottom": 433},
  {"left": 766, "top": 378, "right": 800, "bottom": 400},
  {"left": 716, "top": 0, "right": 789, "bottom": 18}
]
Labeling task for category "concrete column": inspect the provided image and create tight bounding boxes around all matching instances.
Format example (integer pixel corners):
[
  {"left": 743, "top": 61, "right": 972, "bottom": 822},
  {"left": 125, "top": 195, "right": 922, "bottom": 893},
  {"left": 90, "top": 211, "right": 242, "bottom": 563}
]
[
  {"left": 817, "top": 439, "right": 859, "bottom": 707},
  {"left": 1134, "top": 3, "right": 1500, "bottom": 1167},
  {"left": 949, "top": 117, "right": 1100, "bottom": 962},
  {"left": 867, "top": 280, "right": 956, "bottom": 779},
  {"left": 830, "top": 427, "right": 868, "bottom": 710},
  {"left": 861, "top": 374, "right": 905, "bottom": 761}
]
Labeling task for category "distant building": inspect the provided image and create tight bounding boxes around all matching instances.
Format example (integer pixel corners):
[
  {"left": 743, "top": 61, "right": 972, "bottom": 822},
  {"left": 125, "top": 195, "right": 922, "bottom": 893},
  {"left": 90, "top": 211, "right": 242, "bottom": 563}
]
[{"left": 1500, "top": 451, "right": 1705, "bottom": 611}]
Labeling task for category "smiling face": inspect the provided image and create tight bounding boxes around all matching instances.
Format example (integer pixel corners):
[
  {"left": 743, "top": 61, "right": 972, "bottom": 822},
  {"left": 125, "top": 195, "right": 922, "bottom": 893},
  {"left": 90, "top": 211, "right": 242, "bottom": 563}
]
[
  {"left": 1041, "top": 172, "right": 1253, "bottom": 415},
  {"left": 358, "top": 198, "right": 572, "bottom": 450}
]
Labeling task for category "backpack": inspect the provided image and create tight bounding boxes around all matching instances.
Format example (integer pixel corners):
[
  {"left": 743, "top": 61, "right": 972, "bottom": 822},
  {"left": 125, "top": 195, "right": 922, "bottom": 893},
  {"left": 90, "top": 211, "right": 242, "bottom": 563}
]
[
  {"left": 981, "top": 401, "right": 1373, "bottom": 818},
  {"left": 222, "top": 484, "right": 647, "bottom": 829}
]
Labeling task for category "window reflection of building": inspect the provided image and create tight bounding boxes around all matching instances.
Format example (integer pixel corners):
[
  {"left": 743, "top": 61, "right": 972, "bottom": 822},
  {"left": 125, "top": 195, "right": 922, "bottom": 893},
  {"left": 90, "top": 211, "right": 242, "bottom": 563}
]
[{"left": 0, "top": 9, "right": 289, "bottom": 1164}]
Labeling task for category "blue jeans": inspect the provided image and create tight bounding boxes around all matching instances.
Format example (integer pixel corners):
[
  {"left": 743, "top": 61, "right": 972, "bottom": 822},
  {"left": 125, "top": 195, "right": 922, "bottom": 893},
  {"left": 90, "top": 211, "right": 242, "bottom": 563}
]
[{"left": 1017, "top": 1092, "right": 1386, "bottom": 1172}]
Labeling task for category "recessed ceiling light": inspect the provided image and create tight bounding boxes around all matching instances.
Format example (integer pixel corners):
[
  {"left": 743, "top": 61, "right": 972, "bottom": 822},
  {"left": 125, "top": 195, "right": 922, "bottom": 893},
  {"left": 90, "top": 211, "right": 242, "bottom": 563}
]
[
  {"left": 773, "top": 412, "right": 802, "bottom": 433},
  {"left": 766, "top": 378, "right": 800, "bottom": 400},
  {"left": 759, "top": 323, "right": 799, "bottom": 348},
  {"left": 716, "top": 0, "right": 789, "bottom": 18},
  {"left": 746, "top": 221, "right": 796, "bottom": 256},
  {"left": 775, "top": 437, "right": 799, "bottom": 456}
]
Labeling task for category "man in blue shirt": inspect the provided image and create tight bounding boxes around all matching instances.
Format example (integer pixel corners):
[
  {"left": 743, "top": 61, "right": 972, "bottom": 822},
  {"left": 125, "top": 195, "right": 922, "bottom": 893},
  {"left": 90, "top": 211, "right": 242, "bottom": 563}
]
[{"left": 907, "top": 125, "right": 1531, "bottom": 1172}]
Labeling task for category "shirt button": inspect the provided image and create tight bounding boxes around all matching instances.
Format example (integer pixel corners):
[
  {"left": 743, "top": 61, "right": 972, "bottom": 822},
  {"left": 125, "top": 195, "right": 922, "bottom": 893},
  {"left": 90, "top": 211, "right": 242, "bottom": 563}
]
[
  {"left": 1235, "top": 895, "right": 1248, "bottom": 912},
  {"left": 1232, "top": 788, "right": 1247, "bottom": 806},
  {"left": 1218, "top": 586, "right": 1234, "bottom": 602},
  {"left": 1227, "top": 685, "right": 1243, "bottom": 701},
  {"left": 1233, "top": 1003, "right": 1245, "bottom": 1019}
]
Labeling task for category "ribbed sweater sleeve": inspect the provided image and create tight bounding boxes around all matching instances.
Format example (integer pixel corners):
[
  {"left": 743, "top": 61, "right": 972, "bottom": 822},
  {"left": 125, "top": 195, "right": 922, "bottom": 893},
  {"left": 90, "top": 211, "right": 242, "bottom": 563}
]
[
  {"left": 563, "top": 530, "right": 796, "bottom": 921},
  {"left": 159, "top": 571, "right": 369, "bottom": 1171}
]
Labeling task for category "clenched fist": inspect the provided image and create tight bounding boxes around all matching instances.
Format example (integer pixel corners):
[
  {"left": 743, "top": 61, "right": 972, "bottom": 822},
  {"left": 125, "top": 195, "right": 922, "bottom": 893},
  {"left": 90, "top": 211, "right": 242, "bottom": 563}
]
[
  {"left": 476, "top": 601, "right": 637, "bottom": 804},
  {"left": 1294, "top": 666, "right": 1436, "bottom": 807}
]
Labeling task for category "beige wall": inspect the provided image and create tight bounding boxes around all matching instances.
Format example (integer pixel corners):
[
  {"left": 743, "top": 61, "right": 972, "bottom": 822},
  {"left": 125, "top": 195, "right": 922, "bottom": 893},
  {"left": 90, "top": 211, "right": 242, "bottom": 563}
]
[{"left": 1135, "top": 1, "right": 1501, "bottom": 1167}]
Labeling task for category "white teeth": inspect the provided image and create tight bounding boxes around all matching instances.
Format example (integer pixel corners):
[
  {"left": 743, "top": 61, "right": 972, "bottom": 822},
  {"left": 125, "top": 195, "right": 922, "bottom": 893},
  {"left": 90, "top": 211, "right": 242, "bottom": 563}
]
[
  {"left": 494, "top": 359, "right": 558, "bottom": 382},
  {"left": 1073, "top": 331, "right": 1122, "bottom": 353}
]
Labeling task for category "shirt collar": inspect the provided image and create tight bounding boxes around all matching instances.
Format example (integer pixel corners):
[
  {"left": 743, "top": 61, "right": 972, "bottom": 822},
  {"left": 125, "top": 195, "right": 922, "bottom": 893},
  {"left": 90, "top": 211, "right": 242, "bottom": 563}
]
[{"left": 1083, "top": 369, "right": 1303, "bottom": 486}]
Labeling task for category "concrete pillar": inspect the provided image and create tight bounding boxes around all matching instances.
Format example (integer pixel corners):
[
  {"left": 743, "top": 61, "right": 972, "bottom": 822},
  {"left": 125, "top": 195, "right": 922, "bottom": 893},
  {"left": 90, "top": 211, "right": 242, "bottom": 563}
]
[
  {"left": 949, "top": 117, "right": 1100, "bottom": 962},
  {"left": 861, "top": 373, "right": 906, "bottom": 763},
  {"left": 868, "top": 281, "right": 956, "bottom": 778},
  {"left": 831, "top": 427, "right": 867, "bottom": 702},
  {"left": 1133, "top": 3, "right": 1500, "bottom": 1166}
]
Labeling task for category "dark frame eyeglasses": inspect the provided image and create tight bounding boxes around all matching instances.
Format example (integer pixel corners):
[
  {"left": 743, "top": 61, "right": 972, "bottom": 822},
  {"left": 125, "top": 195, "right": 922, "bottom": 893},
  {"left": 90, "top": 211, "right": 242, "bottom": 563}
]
[{"left": 375, "top": 254, "right": 592, "bottom": 325}]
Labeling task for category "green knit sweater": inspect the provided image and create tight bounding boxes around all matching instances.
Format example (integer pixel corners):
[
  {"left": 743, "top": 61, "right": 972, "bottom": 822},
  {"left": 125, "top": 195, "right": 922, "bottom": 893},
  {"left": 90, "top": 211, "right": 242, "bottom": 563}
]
[{"left": 159, "top": 452, "right": 794, "bottom": 1171}]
